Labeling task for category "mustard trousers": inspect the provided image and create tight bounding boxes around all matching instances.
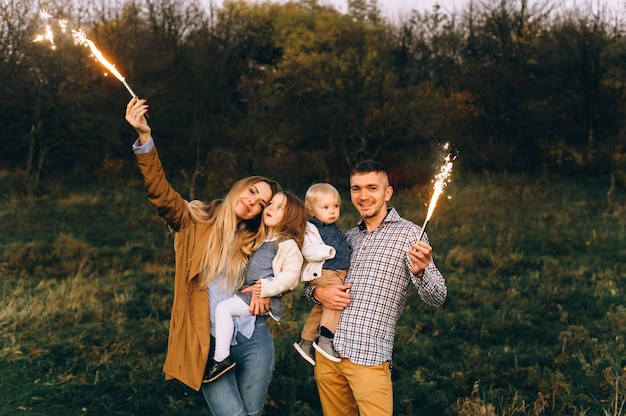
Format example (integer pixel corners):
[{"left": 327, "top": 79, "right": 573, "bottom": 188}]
[{"left": 314, "top": 353, "right": 393, "bottom": 416}]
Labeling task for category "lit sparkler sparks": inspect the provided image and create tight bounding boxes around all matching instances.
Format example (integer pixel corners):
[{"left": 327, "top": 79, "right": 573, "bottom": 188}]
[
  {"left": 32, "top": 10, "right": 56, "bottom": 49},
  {"left": 71, "top": 29, "right": 137, "bottom": 97},
  {"left": 33, "top": 10, "right": 137, "bottom": 98},
  {"left": 416, "top": 143, "right": 457, "bottom": 244}
]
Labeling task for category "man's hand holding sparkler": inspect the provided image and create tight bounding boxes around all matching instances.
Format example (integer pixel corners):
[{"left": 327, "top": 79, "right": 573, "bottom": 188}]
[
  {"left": 125, "top": 97, "right": 151, "bottom": 144},
  {"left": 408, "top": 242, "right": 432, "bottom": 278}
]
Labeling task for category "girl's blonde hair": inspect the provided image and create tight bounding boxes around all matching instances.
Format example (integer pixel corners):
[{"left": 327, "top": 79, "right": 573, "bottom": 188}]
[
  {"left": 266, "top": 191, "right": 307, "bottom": 249},
  {"left": 304, "top": 183, "right": 341, "bottom": 215},
  {"left": 188, "top": 176, "right": 280, "bottom": 289}
]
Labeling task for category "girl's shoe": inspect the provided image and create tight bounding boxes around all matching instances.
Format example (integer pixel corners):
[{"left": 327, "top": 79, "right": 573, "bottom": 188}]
[{"left": 203, "top": 356, "right": 237, "bottom": 383}]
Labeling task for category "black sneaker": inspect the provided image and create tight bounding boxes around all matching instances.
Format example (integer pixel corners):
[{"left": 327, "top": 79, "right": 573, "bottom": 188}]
[
  {"left": 313, "top": 335, "right": 342, "bottom": 362},
  {"left": 293, "top": 339, "right": 316, "bottom": 366},
  {"left": 203, "top": 356, "right": 237, "bottom": 383}
]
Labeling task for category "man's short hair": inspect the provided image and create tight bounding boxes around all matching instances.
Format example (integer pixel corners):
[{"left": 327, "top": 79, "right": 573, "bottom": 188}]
[
  {"left": 351, "top": 160, "right": 389, "bottom": 187},
  {"left": 351, "top": 159, "right": 386, "bottom": 176}
]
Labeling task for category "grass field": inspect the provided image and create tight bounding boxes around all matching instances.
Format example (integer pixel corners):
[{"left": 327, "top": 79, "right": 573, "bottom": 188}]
[{"left": 1, "top": 172, "right": 624, "bottom": 415}]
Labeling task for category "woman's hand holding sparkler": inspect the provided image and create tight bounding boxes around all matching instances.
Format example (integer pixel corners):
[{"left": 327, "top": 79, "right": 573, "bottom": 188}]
[
  {"left": 408, "top": 242, "right": 432, "bottom": 278},
  {"left": 125, "top": 97, "right": 151, "bottom": 144}
]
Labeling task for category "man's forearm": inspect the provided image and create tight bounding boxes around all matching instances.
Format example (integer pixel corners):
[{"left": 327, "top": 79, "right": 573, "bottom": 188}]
[{"left": 303, "top": 282, "right": 322, "bottom": 305}]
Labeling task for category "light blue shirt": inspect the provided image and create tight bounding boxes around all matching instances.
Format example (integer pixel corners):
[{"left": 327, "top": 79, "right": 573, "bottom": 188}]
[
  {"left": 209, "top": 278, "right": 255, "bottom": 344},
  {"left": 132, "top": 137, "right": 154, "bottom": 153}
]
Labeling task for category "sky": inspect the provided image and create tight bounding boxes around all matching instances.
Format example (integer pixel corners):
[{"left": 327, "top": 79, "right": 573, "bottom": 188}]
[
  {"left": 206, "top": 0, "right": 616, "bottom": 20},
  {"left": 203, "top": 0, "right": 459, "bottom": 16},
  {"left": 335, "top": 0, "right": 463, "bottom": 16},
  {"left": 322, "top": 0, "right": 605, "bottom": 18}
]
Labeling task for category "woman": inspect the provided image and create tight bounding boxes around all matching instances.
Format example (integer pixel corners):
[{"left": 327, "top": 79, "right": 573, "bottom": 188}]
[{"left": 125, "top": 97, "right": 280, "bottom": 416}]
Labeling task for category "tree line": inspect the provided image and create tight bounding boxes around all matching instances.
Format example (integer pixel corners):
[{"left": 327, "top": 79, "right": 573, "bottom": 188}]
[{"left": 0, "top": 0, "right": 624, "bottom": 196}]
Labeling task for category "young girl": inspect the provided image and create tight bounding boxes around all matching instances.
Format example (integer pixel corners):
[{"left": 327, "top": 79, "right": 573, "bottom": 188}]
[{"left": 204, "top": 191, "right": 307, "bottom": 382}]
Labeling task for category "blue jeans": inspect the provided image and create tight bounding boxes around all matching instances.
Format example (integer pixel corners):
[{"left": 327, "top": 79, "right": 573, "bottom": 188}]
[{"left": 201, "top": 317, "right": 275, "bottom": 416}]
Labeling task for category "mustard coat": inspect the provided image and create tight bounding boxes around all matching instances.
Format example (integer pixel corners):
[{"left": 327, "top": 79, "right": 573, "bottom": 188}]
[{"left": 136, "top": 146, "right": 213, "bottom": 391}]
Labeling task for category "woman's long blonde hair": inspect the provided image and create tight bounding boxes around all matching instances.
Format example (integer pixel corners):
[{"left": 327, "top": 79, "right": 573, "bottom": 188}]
[{"left": 187, "top": 176, "right": 280, "bottom": 289}]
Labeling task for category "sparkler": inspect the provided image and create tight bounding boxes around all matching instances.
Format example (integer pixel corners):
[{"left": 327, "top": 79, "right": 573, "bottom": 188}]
[
  {"left": 71, "top": 29, "right": 137, "bottom": 98},
  {"left": 32, "top": 10, "right": 58, "bottom": 49},
  {"left": 416, "top": 143, "right": 457, "bottom": 244},
  {"left": 33, "top": 10, "right": 138, "bottom": 98}
]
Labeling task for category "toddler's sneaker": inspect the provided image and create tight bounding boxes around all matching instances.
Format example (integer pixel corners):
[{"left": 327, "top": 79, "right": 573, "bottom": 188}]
[
  {"left": 313, "top": 335, "right": 341, "bottom": 362},
  {"left": 203, "top": 356, "right": 237, "bottom": 383},
  {"left": 293, "top": 339, "right": 316, "bottom": 366}
]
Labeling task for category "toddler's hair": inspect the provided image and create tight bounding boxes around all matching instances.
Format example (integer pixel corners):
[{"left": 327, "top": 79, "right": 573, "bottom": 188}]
[
  {"left": 304, "top": 183, "right": 341, "bottom": 214},
  {"left": 269, "top": 191, "right": 307, "bottom": 249}
]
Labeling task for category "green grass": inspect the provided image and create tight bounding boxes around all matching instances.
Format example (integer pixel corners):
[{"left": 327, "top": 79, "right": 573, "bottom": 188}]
[{"left": 1, "top": 173, "right": 624, "bottom": 415}]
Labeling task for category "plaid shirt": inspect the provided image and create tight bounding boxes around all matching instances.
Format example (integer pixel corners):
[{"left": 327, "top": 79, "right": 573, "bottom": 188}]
[{"left": 332, "top": 208, "right": 447, "bottom": 366}]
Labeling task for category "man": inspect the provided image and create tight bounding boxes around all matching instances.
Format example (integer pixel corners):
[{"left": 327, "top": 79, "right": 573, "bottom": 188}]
[{"left": 304, "top": 159, "right": 447, "bottom": 415}]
